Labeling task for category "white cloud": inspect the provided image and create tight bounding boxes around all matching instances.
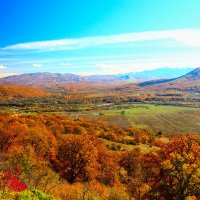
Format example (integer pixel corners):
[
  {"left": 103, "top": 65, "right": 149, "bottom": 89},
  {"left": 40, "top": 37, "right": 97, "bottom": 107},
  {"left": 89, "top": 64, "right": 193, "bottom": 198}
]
[
  {"left": 96, "top": 63, "right": 113, "bottom": 70},
  {"left": 60, "top": 62, "right": 71, "bottom": 66},
  {"left": 0, "top": 65, "right": 6, "bottom": 69},
  {"left": 0, "top": 73, "right": 16, "bottom": 78},
  {"left": 84, "top": 53, "right": 199, "bottom": 75},
  {"left": 3, "top": 29, "right": 200, "bottom": 52},
  {"left": 175, "top": 29, "right": 200, "bottom": 46},
  {"left": 32, "top": 63, "right": 43, "bottom": 68},
  {"left": 94, "top": 63, "right": 142, "bottom": 75}
]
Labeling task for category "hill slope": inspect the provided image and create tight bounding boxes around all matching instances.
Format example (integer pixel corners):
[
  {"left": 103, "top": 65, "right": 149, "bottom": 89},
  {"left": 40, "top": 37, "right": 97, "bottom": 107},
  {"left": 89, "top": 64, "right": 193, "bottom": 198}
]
[
  {"left": 138, "top": 68, "right": 200, "bottom": 92},
  {"left": 0, "top": 84, "right": 49, "bottom": 99},
  {"left": 139, "top": 68, "right": 200, "bottom": 85},
  {"left": 131, "top": 67, "right": 193, "bottom": 80},
  {"left": 175, "top": 68, "right": 200, "bottom": 82}
]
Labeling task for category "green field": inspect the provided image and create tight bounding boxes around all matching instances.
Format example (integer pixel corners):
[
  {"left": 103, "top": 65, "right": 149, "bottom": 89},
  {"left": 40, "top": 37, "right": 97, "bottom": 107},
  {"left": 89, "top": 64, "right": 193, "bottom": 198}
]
[{"left": 75, "top": 104, "right": 200, "bottom": 134}]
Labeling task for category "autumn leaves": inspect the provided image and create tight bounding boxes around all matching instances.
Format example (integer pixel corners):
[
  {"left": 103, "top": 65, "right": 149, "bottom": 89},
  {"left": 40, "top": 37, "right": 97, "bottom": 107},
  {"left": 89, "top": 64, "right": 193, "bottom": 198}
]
[{"left": 0, "top": 113, "right": 200, "bottom": 199}]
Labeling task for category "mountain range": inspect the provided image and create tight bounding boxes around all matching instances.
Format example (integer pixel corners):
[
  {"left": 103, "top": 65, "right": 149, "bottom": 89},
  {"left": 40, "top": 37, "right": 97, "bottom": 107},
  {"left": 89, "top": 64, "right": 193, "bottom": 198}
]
[
  {"left": 0, "top": 67, "right": 194, "bottom": 87},
  {"left": 0, "top": 67, "right": 199, "bottom": 99}
]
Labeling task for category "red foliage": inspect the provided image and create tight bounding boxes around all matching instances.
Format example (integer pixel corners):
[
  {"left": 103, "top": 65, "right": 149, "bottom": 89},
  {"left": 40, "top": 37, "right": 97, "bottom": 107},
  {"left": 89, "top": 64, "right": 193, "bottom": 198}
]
[{"left": 2, "top": 170, "right": 27, "bottom": 192}]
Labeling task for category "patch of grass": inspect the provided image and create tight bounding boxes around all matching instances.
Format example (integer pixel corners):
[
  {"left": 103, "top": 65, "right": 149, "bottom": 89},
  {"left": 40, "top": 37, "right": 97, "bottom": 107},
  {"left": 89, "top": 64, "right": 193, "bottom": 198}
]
[
  {"left": 82, "top": 104, "right": 200, "bottom": 134},
  {"left": 101, "top": 138, "right": 154, "bottom": 153}
]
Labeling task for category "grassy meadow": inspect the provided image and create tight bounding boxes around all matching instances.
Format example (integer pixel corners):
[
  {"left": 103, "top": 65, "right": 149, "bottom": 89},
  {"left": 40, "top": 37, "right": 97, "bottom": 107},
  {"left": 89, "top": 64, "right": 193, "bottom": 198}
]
[{"left": 74, "top": 103, "right": 200, "bottom": 134}]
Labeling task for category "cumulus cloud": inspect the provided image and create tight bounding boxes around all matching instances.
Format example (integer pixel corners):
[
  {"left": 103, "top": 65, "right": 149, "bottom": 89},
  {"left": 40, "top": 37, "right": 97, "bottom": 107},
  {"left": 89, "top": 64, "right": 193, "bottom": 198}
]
[{"left": 2, "top": 29, "right": 200, "bottom": 52}]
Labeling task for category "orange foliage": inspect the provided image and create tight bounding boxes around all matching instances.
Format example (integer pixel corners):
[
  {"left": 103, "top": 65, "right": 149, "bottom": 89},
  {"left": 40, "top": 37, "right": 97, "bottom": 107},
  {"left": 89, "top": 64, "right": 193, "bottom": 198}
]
[
  {"left": 53, "top": 134, "right": 99, "bottom": 184},
  {"left": 142, "top": 134, "right": 200, "bottom": 199},
  {"left": 0, "top": 84, "right": 49, "bottom": 99},
  {"left": 1, "top": 112, "right": 200, "bottom": 199}
]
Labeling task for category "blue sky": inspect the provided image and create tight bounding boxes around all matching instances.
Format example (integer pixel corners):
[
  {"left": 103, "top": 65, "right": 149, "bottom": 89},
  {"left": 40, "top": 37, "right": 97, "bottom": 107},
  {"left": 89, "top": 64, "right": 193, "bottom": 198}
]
[{"left": 1, "top": 0, "right": 200, "bottom": 76}]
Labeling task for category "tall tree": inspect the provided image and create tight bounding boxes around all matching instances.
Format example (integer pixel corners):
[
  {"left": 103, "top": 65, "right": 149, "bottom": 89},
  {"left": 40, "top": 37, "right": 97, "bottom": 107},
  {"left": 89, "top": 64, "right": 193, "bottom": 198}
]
[
  {"left": 53, "top": 134, "right": 99, "bottom": 184},
  {"left": 142, "top": 135, "right": 200, "bottom": 200}
]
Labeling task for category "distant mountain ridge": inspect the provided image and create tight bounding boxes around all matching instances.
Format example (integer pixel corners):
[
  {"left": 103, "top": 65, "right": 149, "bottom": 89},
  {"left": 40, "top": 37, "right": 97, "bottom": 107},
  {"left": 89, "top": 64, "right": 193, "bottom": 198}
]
[
  {"left": 0, "top": 68, "right": 194, "bottom": 87},
  {"left": 138, "top": 68, "right": 200, "bottom": 92},
  {"left": 124, "top": 67, "right": 194, "bottom": 80},
  {"left": 0, "top": 72, "right": 120, "bottom": 86},
  {"left": 0, "top": 68, "right": 199, "bottom": 98},
  {"left": 176, "top": 68, "right": 200, "bottom": 81}
]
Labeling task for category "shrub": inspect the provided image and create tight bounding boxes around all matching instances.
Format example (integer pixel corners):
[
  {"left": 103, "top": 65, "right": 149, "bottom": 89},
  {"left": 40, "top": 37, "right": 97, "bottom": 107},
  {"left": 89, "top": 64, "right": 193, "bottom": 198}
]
[
  {"left": 0, "top": 190, "right": 57, "bottom": 200},
  {"left": 107, "top": 187, "right": 129, "bottom": 200}
]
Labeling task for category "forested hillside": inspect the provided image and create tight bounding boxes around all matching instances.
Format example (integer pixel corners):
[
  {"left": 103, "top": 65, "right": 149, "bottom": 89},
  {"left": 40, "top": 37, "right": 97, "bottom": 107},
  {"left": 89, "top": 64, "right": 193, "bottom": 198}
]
[
  {"left": 0, "top": 84, "right": 49, "bottom": 100},
  {"left": 0, "top": 112, "right": 200, "bottom": 199}
]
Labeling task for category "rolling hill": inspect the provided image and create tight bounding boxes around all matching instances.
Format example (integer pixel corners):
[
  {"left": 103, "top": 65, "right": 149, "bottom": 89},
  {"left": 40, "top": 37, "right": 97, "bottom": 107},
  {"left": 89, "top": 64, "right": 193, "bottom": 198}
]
[
  {"left": 0, "top": 84, "right": 49, "bottom": 100},
  {"left": 0, "top": 72, "right": 126, "bottom": 87}
]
